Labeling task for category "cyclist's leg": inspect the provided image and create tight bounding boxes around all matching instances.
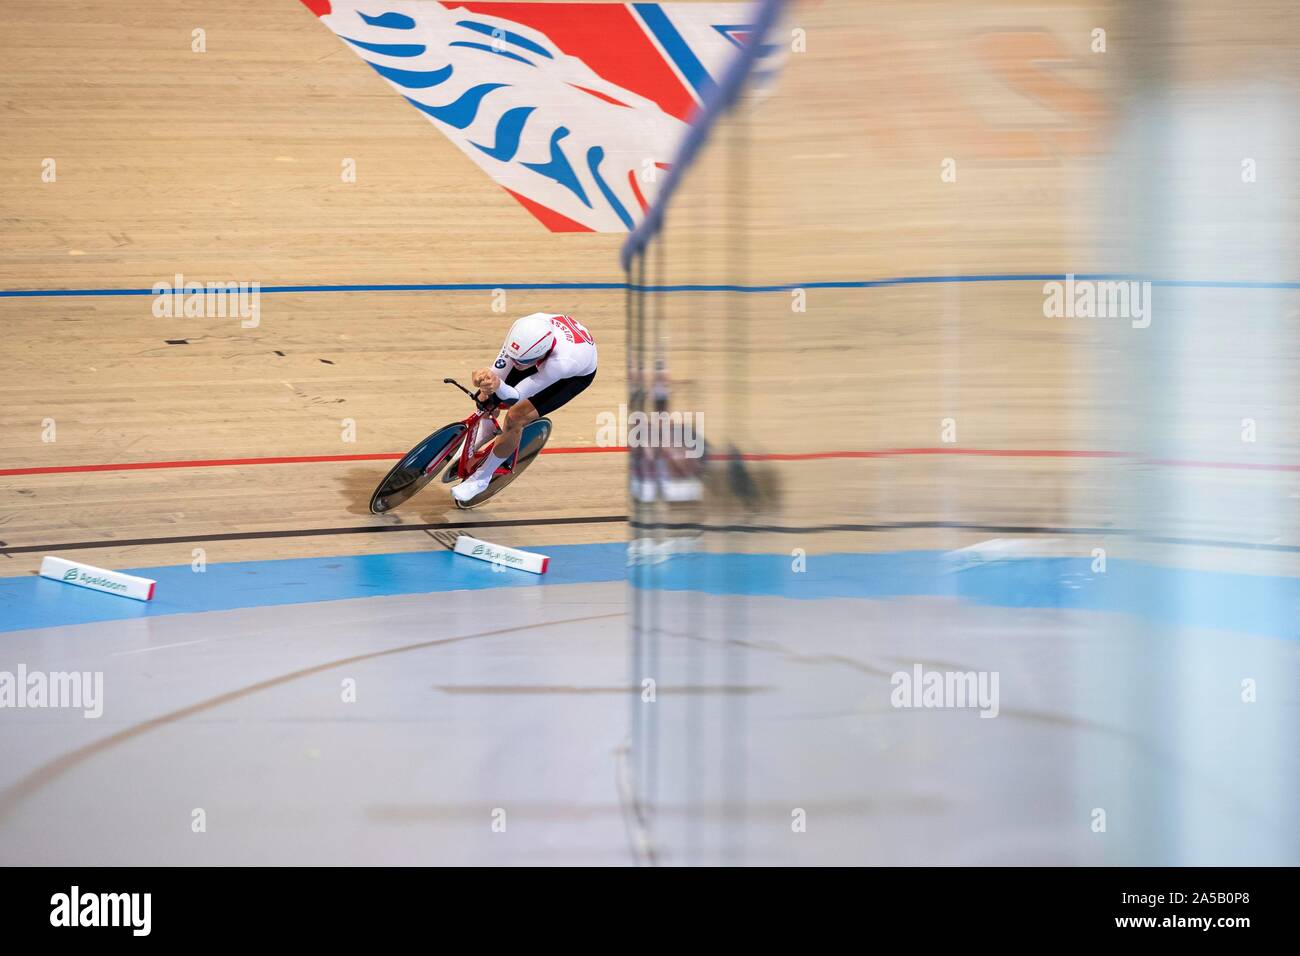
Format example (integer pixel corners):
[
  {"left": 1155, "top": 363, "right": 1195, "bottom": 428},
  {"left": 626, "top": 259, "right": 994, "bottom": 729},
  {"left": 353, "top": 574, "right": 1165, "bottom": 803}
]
[
  {"left": 455, "top": 372, "right": 596, "bottom": 501},
  {"left": 491, "top": 398, "right": 538, "bottom": 462},
  {"left": 495, "top": 369, "right": 596, "bottom": 460}
]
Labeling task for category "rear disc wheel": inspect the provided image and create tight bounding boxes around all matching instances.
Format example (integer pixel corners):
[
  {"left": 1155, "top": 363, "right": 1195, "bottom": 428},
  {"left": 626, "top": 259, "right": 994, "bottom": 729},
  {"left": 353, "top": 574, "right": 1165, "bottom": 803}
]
[{"left": 453, "top": 418, "right": 552, "bottom": 509}]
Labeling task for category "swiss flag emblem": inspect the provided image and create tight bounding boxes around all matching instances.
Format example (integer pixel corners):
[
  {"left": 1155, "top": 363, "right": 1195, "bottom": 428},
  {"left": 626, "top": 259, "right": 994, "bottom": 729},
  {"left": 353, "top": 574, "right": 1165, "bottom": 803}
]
[{"left": 510, "top": 342, "right": 520, "bottom": 350}]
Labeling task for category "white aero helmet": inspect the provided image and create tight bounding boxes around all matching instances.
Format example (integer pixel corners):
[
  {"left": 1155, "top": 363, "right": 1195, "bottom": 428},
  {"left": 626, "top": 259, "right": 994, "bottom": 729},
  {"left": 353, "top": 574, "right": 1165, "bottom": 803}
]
[{"left": 504, "top": 313, "right": 558, "bottom": 367}]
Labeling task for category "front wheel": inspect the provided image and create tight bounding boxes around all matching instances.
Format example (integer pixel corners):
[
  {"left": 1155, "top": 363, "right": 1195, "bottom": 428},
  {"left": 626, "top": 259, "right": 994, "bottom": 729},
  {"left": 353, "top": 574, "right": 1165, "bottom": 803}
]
[{"left": 370, "top": 422, "right": 468, "bottom": 513}]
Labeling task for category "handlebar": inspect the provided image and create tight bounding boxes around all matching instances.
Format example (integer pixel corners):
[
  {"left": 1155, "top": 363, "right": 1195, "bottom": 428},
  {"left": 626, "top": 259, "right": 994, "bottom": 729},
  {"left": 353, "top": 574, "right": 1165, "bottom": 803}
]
[{"left": 443, "top": 377, "right": 501, "bottom": 413}]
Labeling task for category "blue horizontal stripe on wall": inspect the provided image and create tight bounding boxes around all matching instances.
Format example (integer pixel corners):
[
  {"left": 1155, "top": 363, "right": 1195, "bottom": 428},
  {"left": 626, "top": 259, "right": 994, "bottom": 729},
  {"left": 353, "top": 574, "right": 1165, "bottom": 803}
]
[{"left": 2, "top": 274, "right": 1298, "bottom": 298}]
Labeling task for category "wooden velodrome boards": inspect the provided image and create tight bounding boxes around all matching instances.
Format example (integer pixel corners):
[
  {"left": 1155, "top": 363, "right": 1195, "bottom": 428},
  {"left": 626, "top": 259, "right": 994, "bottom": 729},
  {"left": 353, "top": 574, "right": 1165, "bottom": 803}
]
[
  {"left": 1, "top": 0, "right": 633, "bottom": 576},
  {"left": 641, "top": 0, "right": 1300, "bottom": 575},
  {"left": 2, "top": 0, "right": 1298, "bottom": 579}
]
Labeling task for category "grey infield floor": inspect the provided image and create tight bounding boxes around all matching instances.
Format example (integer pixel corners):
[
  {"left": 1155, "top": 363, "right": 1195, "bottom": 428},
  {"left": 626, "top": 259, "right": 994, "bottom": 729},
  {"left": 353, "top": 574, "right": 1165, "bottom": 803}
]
[{"left": 1, "top": 583, "right": 1295, "bottom": 865}]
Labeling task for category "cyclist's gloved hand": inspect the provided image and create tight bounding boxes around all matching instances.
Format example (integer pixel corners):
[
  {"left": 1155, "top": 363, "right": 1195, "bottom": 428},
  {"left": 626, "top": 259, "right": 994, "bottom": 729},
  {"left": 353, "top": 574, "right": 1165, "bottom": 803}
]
[{"left": 471, "top": 369, "right": 500, "bottom": 393}]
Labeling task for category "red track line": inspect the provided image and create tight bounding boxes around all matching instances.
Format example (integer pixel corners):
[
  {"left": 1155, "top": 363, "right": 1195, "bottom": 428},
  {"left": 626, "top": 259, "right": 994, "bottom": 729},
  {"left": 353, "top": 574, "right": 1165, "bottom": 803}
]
[
  {"left": 3, "top": 447, "right": 1297, "bottom": 478},
  {"left": 0, "top": 447, "right": 627, "bottom": 477},
  {"left": 1, "top": 454, "right": 403, "bottom": 477},
  {"left": 533, "top": 446, "right": 628, "bottom": 455},
  {"left": 1144, "top": 457, "right": 1300, "bottom": 472},
  {"left": 717, "top": 448, "right": 1130, "bottom": 462}
]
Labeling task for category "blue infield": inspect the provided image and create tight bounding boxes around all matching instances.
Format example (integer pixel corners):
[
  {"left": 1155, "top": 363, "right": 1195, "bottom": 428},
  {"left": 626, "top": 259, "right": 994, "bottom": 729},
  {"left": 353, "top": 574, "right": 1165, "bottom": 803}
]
[{"left": 1, "top": 544, "right": 1297, "bottom": 640}]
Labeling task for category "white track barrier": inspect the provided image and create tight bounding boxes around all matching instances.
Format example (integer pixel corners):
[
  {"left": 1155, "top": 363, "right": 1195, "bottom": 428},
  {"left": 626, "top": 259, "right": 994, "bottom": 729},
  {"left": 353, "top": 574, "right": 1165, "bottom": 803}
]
[
  {"left": 453, "top": 536, "right": 549, "bottom": 574},
  {"left": 39, "top": 556, "right": 156, "bottom": 601}
]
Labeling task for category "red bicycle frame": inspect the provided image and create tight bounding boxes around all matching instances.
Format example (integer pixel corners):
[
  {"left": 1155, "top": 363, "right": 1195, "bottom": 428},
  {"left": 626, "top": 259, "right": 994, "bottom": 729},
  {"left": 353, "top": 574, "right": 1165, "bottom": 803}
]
[
  {"left": 432, "top": 379, "right": 515, "bottom": 482},
  {"left": 445, "top": 406, "right": 498, "bottom": 480}
]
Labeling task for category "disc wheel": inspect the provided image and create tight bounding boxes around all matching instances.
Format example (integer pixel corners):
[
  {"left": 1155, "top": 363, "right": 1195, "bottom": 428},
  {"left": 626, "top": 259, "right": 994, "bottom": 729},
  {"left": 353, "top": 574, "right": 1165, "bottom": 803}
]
[
  {"left": 453, "top": 418, "right": 552, "bottom": 509},
  {"left": 369, "top": 422, "right": 467, "bottom": 514}
]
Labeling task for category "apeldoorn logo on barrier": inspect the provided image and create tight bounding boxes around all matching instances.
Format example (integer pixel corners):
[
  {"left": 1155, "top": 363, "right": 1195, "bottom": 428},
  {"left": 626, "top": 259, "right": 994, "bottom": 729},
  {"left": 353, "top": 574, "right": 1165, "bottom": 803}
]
[
  {"left": 152, "top": 273, "right": 260, "bottom": 328},
  {"left": 0, "top": 665, "right": 103, "bottom": 719},
  {"left": 890, "top": 664, "right": 999, "bottom": 718},
  {"left": 40, "top": 556, "right": 156, "bottom": 601},
  {"left": 63, "top": 567, "right": 126, "bottom": 592},
  {"left": 50, "top": 886, "right": 150, "bottom": 936},
  {"left": 471, "top": 543, "right": 524, "bottom": 565},
  {"left": 1042, "top": 274, "right": 1152, "bottom": 328},
  {"left": 454, "top": 535, "right": 549, "bottom": 573}
]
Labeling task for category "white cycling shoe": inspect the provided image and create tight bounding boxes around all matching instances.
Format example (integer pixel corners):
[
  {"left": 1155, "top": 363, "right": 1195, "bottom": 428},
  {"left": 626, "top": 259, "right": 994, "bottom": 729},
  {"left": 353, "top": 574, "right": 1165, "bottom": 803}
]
[{"left": 452, "top": 468, "right": 493, "bottom": 504}]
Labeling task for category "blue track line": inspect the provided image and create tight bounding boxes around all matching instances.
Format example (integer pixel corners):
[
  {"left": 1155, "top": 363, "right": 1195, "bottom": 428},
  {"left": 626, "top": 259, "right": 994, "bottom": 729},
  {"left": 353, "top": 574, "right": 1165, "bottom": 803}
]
[{"left": 2, "top": 274, "right": 1298, "bottom": 299}]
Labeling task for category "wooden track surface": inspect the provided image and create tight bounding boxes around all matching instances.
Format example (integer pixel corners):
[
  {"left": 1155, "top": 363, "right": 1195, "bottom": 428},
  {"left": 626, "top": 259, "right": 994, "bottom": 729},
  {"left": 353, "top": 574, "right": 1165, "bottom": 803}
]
[
  {"left": 635, "top": 0, "right": 1300, "bottom": 575},
  {"left": 3, "top": 0, "right": 1299, "bottom": 580},
  {"left": 1, "top": 0, "right": 631, "bottom": 576}
]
